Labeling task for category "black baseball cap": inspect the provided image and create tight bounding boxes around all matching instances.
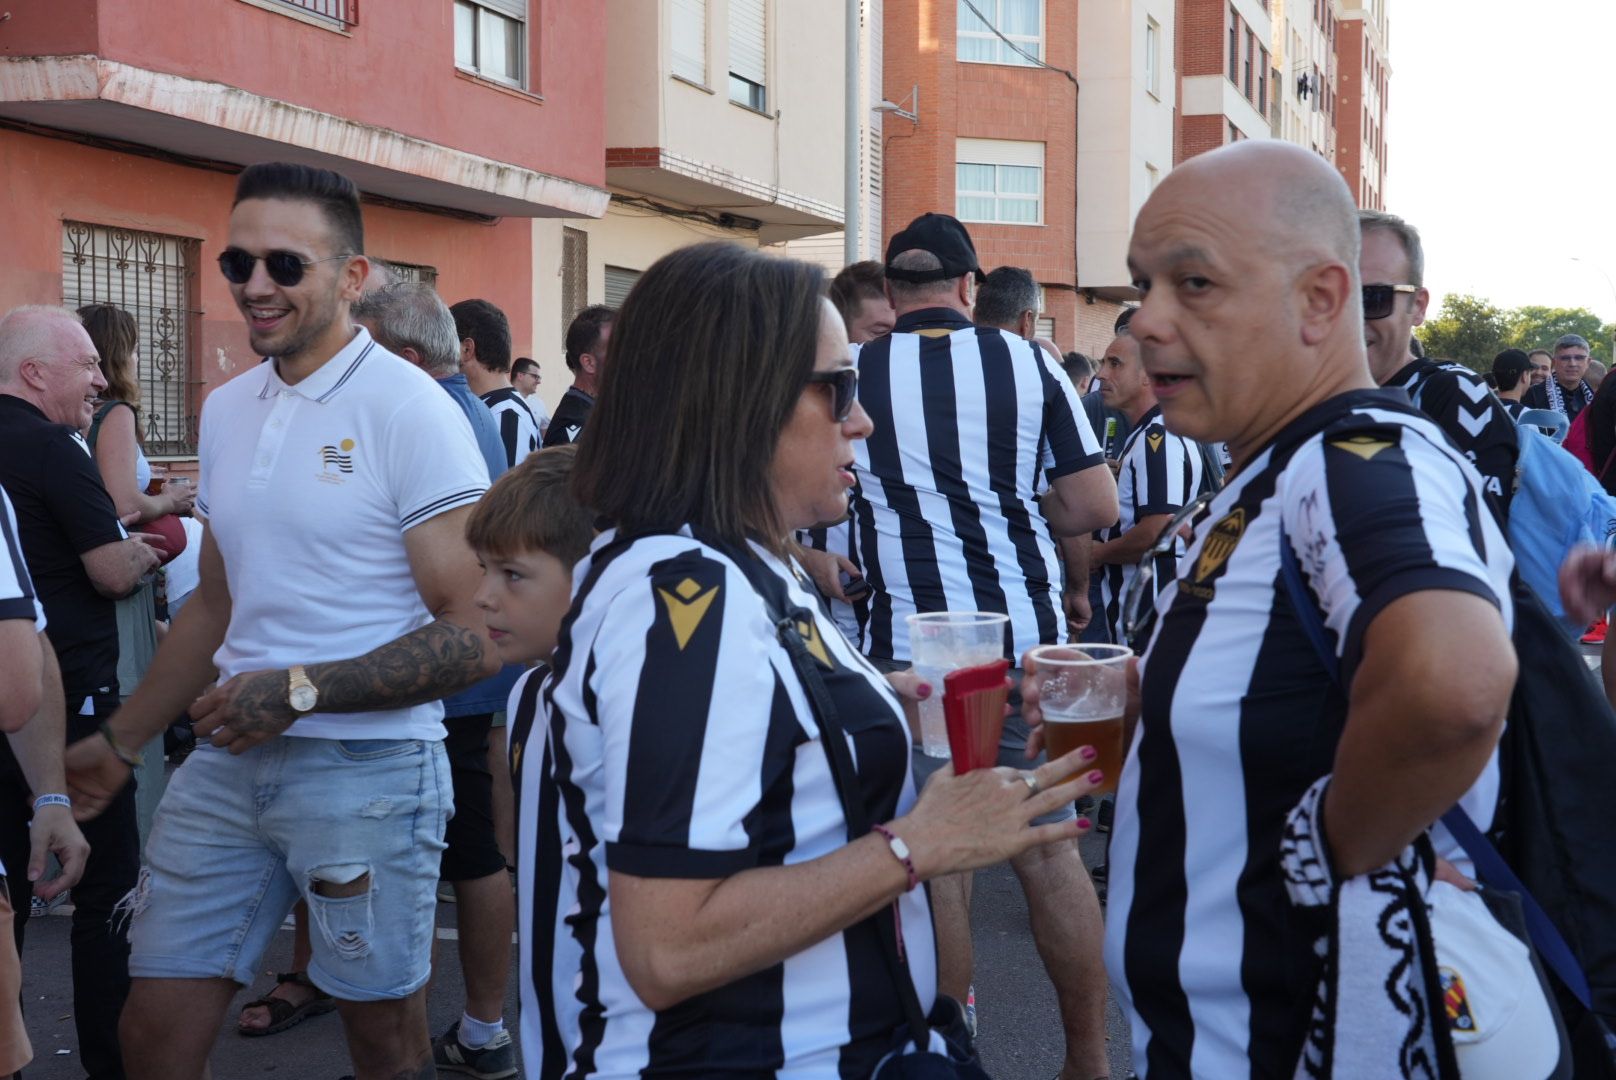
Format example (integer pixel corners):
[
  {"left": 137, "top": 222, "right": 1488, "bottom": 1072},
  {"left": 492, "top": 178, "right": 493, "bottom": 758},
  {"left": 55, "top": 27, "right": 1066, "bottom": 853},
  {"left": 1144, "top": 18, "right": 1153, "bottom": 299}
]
[{"left": 884, "top": 213, "right": 986, "bottom": 284}]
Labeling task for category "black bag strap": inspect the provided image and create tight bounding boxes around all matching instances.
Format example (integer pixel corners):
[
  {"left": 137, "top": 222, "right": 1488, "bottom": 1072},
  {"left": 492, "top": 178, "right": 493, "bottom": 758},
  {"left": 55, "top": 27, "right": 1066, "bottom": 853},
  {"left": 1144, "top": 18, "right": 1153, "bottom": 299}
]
[{"left": 724, "top": 548, "right": 937, "bottom": 1053}]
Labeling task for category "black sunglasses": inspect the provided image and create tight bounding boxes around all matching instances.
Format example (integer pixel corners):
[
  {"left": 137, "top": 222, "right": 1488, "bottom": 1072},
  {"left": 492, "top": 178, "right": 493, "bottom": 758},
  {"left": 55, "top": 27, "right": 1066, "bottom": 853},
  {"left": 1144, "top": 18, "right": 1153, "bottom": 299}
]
[
  {"left": 806, "top": 367, "right": 859, "bottom": 422},
  {"left": 1361, "top": 283, "right": 1419, "bottom": 321},
  {"left": 218, "top": 248, "right": 353, "bottom": 288}
]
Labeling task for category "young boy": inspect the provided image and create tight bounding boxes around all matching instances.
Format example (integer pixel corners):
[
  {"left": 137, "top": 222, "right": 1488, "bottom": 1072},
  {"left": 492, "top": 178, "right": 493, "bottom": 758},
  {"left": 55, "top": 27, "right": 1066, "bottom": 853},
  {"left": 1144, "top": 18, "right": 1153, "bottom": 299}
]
[{"left": 463, "top": 444, "right": 595, "bottom": 1079}]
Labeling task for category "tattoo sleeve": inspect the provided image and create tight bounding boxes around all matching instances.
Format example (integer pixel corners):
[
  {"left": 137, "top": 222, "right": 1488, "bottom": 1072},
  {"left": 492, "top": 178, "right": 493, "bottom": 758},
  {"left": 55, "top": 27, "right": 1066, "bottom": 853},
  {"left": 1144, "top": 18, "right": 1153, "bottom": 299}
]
[{"left": 305, "top": 619, "right": 491, "bottom": 714}]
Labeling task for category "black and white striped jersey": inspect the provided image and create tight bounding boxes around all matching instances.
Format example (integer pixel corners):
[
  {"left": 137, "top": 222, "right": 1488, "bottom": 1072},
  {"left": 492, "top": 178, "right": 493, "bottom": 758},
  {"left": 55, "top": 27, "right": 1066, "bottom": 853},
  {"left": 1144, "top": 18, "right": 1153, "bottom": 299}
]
[
  {"left": 515, "top": 527, "right": 937, "bottom": 1079},
  {"left": 480, "top": 386, "right": 540, "bottom": 469},
  {"left": 1105, "top": 390, "right": 1514, "bottom": 1079},
  {"left": 0, "top": 486, "right": 44, "bottom": 631},
  {"left": 798, "top": 515, "right": 866, "bottom": 646},
  {"left": 1387, "top": 357, "right": 1518, "bottom": 518},
  {"left": 851, "top": 308, "right": 1105, "bottom": 662},
  {"left": 1097, "top": 406, "right": 1209, "bottom": 644}
]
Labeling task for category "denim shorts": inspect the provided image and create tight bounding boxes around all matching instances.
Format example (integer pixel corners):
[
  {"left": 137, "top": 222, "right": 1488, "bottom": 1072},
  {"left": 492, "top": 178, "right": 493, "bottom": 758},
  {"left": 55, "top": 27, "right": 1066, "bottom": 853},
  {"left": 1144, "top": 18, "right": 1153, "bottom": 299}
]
[{"left": 127, "top": 736, "right": 451, "bottom": 1000}]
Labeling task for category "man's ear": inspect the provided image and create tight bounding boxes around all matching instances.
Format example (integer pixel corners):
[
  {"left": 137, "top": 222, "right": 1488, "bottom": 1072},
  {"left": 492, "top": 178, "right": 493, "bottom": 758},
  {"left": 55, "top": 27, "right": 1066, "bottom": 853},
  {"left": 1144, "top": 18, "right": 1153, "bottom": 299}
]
[
  {"left": 1299, "top": 262, "right": 1354, "bottom": 348},
  {"left": 1411, "top": 286, "right": 1430, "bottom": 328},
  {"left": 582, "top": 353, "right": 598, "bottom": 377},
  {"left": 459, "top": 338, "right": 475, "bottom": 367}
]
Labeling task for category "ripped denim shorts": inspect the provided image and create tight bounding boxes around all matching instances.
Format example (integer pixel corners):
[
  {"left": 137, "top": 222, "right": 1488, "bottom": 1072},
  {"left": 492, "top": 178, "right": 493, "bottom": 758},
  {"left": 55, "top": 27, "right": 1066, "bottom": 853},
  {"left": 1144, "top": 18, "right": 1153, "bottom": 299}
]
[{"left": 127, "top": 736, "right": 451, "bottom": 1001}]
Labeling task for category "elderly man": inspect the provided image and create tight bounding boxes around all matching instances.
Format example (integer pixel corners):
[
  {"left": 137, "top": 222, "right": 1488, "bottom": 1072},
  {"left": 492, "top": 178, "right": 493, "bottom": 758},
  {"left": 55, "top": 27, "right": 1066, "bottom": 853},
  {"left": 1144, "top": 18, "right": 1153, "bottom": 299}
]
[
  {"left": 1055, "top": 141, "right": 1516, "bottom": 1076},
  {"left": 0, "top": 305, "right": 154, "bottom": 1079},
  {"left": 1358, "top": 210, "right": 1520, "bottom": 514},
  {"left": 1523, "top": 333, "right": 1596, "bottom": 420},
  {"left": 853, "top": 212, "right": 1117, "bottom": 1080}
]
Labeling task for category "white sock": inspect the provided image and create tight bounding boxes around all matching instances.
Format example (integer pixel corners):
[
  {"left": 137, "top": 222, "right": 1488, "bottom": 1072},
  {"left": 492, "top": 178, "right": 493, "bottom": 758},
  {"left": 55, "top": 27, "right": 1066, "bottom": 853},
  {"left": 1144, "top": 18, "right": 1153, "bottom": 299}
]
[{"left": 458, "top": 1011, "right": 504, "bottom": 1049}]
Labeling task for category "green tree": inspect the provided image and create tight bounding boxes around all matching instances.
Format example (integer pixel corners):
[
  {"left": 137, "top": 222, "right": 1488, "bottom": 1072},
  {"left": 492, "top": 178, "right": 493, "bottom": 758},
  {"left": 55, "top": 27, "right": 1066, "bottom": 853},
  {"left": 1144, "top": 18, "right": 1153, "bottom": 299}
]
[
  {"left": 1416, "top": 294, "right": 1510, "bottom": 372},
  {"left": 1504, "top": 305, "right": 1616, "bottom": 364}
]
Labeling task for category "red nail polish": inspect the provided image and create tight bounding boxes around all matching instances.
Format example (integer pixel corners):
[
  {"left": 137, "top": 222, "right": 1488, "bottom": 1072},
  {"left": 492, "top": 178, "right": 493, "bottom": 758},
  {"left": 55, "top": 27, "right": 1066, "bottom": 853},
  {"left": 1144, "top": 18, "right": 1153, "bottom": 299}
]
[
  {"left": 917, "top": 683, "right": 932, "bottom": 700},
  {"left": 1080, "top": 745, "right": 1098, "bottom": 760},
  {"left": 1087, "top": 769, "right": 1105, "bottom": 784},
  {"left": 1076, "top": 817, "right": 1093, "bottom": 830}
]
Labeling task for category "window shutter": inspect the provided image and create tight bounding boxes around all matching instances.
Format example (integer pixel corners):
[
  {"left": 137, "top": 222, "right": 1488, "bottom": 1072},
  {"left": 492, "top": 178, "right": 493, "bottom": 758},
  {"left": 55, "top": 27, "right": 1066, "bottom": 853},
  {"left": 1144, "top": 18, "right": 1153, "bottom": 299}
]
[
  {"left": 672, "top": 0, "right": 707, "bottom": 82},
  {"left": 729, "top": 0, "right": 766, "bottom": 84},
  {"left": 562, "top": 228, "right": 588, "bottom": 324},
  {"left": 479, "top": 0, "right": 526, "bottom": 20},
  {"left": 604, "top": 266, "right": 642, "bottom": 309}
]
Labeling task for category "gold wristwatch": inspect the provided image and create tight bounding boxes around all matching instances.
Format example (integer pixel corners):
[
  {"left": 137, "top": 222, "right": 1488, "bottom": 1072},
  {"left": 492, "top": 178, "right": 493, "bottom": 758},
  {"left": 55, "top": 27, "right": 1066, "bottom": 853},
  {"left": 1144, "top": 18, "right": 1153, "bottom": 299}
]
[{"left": 287, "top": 665, "right": 319, "bottom": 714}]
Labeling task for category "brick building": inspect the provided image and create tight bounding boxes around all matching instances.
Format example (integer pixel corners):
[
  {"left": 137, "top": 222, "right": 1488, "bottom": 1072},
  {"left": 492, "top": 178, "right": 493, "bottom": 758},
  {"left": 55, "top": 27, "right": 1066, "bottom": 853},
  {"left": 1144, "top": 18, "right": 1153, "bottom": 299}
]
[
  {"left": 1174, "top": 0, "right": 1274, "bottom": 162},
  {"left": 1334, "top": 1, "right": 1390, "bottom": 209}
]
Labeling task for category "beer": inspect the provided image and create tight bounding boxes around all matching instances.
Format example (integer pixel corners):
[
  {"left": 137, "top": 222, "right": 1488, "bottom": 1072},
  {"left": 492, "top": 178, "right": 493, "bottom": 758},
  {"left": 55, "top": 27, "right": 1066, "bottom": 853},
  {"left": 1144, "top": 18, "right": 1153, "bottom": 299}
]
[{"left": 1042, "top": 708, "right": 1125, "bottom": 795}]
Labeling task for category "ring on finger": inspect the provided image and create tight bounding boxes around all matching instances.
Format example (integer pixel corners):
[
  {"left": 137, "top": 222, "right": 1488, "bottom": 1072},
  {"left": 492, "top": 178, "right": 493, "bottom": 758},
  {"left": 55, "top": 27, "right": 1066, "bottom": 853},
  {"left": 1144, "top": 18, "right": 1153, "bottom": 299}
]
[{"left": 1021, "top": 772, "right": 1041, "bottom": 796}]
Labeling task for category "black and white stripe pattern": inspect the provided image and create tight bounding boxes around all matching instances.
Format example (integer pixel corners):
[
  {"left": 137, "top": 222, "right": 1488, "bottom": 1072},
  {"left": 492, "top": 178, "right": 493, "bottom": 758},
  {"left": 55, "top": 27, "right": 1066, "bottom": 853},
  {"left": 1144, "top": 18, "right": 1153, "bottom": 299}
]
[
  {"left": 517, "top": 527, "right": 936, "bottom": 1078},
  {"left": 1097, "top": 406, "right": 1209, "bottom": 643},
  {"left": 852, "top": 309, "right": 1104, "bottom": 662},
  {"left": 798, "top": 516, "right": 866, "bottom": 646},
  {"left": 481, "top": 387, "right": 540, "bottom": 469},
  {"left": 1103, "top": 389, "right": 1513, "bottom": 1078},
  {"left": 0, "top": 486, "right": 43, "bottom": 630}
]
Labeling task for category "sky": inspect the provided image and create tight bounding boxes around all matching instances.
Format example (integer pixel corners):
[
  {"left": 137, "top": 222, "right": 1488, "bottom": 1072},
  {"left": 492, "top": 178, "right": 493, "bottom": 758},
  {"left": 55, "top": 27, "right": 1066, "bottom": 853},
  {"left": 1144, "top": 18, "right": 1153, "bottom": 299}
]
[{"left": 1387, "top": 0, "right": 1616, "bottom": 322}]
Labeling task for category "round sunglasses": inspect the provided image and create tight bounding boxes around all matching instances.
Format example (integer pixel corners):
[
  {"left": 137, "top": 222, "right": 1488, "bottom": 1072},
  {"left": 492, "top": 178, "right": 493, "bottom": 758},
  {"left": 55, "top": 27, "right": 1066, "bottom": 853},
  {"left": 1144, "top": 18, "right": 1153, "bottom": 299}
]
[{"left": 217, "top": 248, "right": 354, "bottom": 288}]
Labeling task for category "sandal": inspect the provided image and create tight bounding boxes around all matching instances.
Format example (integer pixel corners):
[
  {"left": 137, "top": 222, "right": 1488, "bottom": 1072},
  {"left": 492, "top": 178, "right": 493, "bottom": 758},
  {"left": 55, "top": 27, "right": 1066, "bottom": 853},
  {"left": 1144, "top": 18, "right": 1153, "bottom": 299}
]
[{"left": 237, "top": 971, "right": 335, "bottom": 1037}]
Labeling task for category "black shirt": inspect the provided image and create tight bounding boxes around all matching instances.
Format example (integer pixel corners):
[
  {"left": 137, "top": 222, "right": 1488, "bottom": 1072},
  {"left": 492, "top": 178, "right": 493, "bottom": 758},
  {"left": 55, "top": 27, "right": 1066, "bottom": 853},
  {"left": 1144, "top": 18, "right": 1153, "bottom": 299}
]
[
  {"left": 541, "top": 386, "right": 594, "bottom": 447},
  {"left": 1522, "top": 378, "right": 1593, "bottom": 423},
  {"left": 1387, "top": 357, "right": 1520, "bottom": 520},
  {"left": 0, "top": 396, "right": 125, "bottom": 699}
]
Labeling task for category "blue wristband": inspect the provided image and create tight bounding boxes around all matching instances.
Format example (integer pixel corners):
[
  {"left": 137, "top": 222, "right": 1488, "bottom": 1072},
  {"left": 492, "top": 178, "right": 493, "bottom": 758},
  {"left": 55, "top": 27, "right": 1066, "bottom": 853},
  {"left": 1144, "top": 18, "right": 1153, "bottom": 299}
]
[{"left": 32, "top": 793, "right": 71, "bottom": 812}]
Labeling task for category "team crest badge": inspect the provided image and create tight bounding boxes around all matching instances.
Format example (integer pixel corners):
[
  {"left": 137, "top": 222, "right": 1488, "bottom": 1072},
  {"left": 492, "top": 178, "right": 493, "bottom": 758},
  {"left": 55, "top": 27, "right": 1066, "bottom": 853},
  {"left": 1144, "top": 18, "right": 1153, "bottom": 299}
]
[
  {"left": 796, "top": 617, "right": 833, "bottom": 668},
  {"left": 1193, "top": 509, "right": 1246, "bottom": 583},
  {"left": 657, "top": 576, "right": 720, "bottom": 650},
  {"left": 1441, "top": 968, "right": 1478, "bottom": 1034},
  {"left": 318, "top": 438, "right": 357, "bottom": 483}
]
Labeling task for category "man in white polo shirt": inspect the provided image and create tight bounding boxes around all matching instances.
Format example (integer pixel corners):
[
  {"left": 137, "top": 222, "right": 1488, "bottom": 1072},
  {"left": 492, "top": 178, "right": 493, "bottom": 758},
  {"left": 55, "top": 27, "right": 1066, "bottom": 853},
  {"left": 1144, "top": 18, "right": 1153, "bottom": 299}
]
[{"left": 64, "top": 163, "right": 499, "bottom": 1080}]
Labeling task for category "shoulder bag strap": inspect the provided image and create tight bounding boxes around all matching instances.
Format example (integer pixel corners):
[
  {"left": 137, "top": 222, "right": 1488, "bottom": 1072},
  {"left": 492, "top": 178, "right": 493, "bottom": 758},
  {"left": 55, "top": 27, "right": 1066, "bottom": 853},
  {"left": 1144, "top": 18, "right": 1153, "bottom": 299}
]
[
  {"left": 86, "top": 400, "right": 124, "bottom": 453},
  {"left": 1277, "top": 526, "right": 1594, "bottom": 1011},
  {"left": 725, "top": 550, "right": 936, "bottom": 1052}
]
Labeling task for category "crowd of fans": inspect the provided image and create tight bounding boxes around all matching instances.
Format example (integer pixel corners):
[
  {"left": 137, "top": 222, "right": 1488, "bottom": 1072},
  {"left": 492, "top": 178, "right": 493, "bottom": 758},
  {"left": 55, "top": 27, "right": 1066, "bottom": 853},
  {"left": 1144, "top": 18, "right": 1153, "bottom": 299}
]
[{"left": 1, "top": 143, "right": 1614, "bottom": 1080}]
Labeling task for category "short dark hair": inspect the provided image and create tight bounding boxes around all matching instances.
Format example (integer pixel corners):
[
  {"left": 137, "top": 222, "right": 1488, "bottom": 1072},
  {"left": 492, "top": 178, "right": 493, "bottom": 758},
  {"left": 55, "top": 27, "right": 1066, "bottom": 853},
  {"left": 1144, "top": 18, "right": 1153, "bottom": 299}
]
[
  {"left": 1063, "top": 351, "right": 1094, "bottom": 385},
  {"left": 511, "top": 357, "right": 540, "bottom": 377},
  {"left": 1491, "top": 348, "right": 1531, "bottom": 392},
  {"left": 972, "top": 266, "right": 1040, "bottom": 331},
  {"left": 1114, "top": 306, "right": 1137, "bottom": 334},
  {"left": 465, "top": 444, "right": 595, "bottom": 568},
  {"left": 828, "top": 261, "right": 887, "bottom": 327},
  {"left": 233, "top": 162, "right": 364, "bottom": 257},
  {"left": 572, "top": 243, "right": 824, "bottom": 549},
  {"left": 450, "top": 298, "right": 512, "bottom": 374},
  {"left": 564, "top": 305, "right": 616, "bottom": 374}
]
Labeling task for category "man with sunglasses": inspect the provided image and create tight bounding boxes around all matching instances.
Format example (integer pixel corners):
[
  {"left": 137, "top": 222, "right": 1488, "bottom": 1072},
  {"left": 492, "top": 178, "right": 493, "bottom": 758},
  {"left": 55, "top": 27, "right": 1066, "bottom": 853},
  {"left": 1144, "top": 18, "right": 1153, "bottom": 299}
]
[
  {"left": 1360, "top": 209, "right": 1519, "bottom": 516},
  {"left": 1522, "top": 334, "right": 1597, "bottom": 422},
  {"left": 65, "top": 163, "right": 499, "bottom": 1080}
]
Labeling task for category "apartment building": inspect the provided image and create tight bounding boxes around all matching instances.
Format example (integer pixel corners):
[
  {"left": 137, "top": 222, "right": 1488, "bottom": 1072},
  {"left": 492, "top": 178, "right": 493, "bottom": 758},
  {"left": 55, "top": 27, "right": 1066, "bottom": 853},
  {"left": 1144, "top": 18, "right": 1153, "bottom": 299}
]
[
  {"left": 1334, "top": 0, "right": 1390, "bottom": 209},
  {"left": 0, "top": 0, "right": 607, "bottom": 461},
  {"left": 1174, "top": 0, "right": 1274, "bottom": 162},
  {"left": 532, "top": 0, "right": 849, "bottom": 391},
  {"left": 1270, "top": 0, "right": 1339, "bottom": 160}
]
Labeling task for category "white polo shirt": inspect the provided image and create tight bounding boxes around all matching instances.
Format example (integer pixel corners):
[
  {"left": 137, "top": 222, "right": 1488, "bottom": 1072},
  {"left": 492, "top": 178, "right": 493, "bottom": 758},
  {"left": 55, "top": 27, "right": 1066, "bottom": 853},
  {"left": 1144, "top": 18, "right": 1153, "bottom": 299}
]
[{"left": 196, "top": 326, "right": 489, "bottom": 741}]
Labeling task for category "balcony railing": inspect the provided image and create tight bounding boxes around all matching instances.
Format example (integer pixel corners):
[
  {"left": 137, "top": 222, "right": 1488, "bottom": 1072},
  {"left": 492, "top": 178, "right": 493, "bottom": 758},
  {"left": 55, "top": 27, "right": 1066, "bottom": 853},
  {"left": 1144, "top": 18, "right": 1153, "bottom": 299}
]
[{"left": 270, "top": 0, "right": 358, "bottom": 26}]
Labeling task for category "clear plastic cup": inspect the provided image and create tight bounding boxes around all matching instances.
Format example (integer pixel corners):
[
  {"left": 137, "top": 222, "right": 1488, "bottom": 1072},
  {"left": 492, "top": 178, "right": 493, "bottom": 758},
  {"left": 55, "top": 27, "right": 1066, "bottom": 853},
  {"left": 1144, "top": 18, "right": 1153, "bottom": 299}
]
[
  {"left": 905, "top": 612, "right": 1010, "bottom": 758},
  {"left": 1028, "top": 644, "right": 1132, "bottom": 794}
]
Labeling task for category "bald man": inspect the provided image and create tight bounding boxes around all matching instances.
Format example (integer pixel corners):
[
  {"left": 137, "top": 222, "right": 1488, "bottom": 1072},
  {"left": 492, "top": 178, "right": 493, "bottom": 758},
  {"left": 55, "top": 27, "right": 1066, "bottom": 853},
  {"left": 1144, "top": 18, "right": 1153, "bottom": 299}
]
[{"left": 1031, "top": 143, "right": 1517, "bottom": 1076}]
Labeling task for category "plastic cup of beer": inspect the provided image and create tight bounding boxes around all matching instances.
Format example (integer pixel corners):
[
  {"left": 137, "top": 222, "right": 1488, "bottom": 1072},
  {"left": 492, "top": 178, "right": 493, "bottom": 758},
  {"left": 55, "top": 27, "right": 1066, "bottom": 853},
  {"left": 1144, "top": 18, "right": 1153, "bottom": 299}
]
[
  {"left": 905, "top": 612, "right": 1010, "bottom": 759},
  {"left": 1028, "top": 644, "right": 1131, "bottom": 794}
]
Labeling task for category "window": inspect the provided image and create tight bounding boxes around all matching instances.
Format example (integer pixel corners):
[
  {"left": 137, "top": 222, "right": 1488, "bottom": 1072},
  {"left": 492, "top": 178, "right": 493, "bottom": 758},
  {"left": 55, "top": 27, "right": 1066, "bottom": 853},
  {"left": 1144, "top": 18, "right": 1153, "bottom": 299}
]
[
  {"left": 729, "top": 0, "right": 767, "bottom": 111},
  {"left": 958, "top": 0, "right": 1043, "bottom": 66},
  {"left": 1227, "top": 7, "right": 1239, "bottom": 83},
  {"left": 672, "top": 0, "right": 707, "bottom": 84},
  {"left": 1036, "top": 315, "right": 1054, "bottom": 340},
  {"left": 454, "top": 0, "right": 525, "bottom": 87},
  {"left": 1144, "top": 18, "right": 1160, "bottom": 97},
  {"left": 1259, "top": 48, "right": 1269, "bottom": 115},
  {"left": 62, "top": 222, "right": 200, "bottom": 456},
  {"left": 1146, "top": 162, "right": 1160, "bottom": 190},
  {"left": 1243, "top": 29, "right": 1254, "bottom": 98},
  {"left": 1228, "top": 120, "right": 1240, "bottom": 143},
  {"left": 955, "top": 138, "right": 1044, "bottom": 225},
  {"left": 604, "top": 266, "right": 642, "bottom": 309},
  {"left": 562, "top": 228, "right": 588, "bottom": 325},
  {"left": 266, "top": 0, "right": 356, "bottom": 24}
]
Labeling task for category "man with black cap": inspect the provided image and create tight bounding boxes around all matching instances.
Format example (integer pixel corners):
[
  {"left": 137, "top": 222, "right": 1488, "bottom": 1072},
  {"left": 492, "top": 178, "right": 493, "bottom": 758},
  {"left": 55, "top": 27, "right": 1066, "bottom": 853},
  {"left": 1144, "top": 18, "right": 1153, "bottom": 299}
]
[{"left": 849, "top": 212, "right": 1117, "bottom": 1079}]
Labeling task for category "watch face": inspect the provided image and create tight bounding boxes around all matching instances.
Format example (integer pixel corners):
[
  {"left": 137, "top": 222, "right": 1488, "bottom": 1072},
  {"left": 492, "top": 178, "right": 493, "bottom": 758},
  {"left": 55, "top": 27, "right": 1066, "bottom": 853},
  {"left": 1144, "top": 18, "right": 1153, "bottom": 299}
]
[{"left": 289, "top": 685, "right": 318, "bottom": 713}]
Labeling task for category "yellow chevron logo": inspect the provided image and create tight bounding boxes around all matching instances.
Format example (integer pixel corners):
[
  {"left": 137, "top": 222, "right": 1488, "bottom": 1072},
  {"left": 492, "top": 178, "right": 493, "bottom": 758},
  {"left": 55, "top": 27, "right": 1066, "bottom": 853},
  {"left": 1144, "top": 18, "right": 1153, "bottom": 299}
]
[
  {"left": 1147, "top": 432, "right": 1164, "bottom": 453},
  {"left": 797, "top": 617, "right": 833, "bottom": 668},
  {"left": 1331, "top": 435, "right": 1394, "bottom": 461},
  {"left": 658, "top": 577, "right": 720, "bottom": 650}
]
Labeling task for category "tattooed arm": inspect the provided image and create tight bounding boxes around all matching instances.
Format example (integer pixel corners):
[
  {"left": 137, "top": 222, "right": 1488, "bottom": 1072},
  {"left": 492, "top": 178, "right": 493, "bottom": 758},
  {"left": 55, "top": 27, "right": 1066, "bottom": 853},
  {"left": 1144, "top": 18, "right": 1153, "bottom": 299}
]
[{"left": 189, "top": 506, "right": 499, "bottom": 754}]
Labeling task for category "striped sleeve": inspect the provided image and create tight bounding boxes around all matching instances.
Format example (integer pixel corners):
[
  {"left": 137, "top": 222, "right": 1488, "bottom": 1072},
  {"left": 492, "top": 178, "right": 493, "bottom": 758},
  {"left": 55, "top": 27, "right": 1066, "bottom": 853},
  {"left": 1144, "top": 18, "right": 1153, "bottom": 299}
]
[
  {"left": 1136, "top": 427, "right": 1196, "bottom": 518},
  {"left": 1036, "top": 345, "right": 1104, "bottom": 479},
  {"left": 381, "top": 385, "right": 490, "bottom": 531},
  {"left": 1283, "top": 423, "right": 1506, "bottom": 681},
  {"left": 594, "top": 546, "right": 791, "bottom": 878},
  {"left": 0, "top": 488, "right": 42, "bottom": 630}
]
